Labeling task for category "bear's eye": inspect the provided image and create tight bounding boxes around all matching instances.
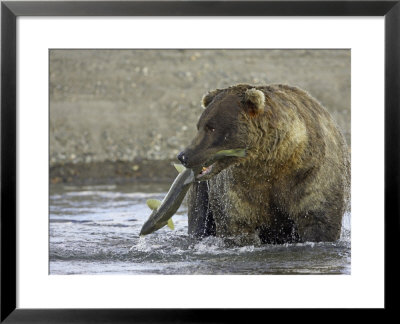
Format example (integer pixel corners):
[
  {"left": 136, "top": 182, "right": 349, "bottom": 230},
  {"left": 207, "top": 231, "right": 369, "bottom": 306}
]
[{"left": 205, "top": 125, "right": 215, "bottom": 132}]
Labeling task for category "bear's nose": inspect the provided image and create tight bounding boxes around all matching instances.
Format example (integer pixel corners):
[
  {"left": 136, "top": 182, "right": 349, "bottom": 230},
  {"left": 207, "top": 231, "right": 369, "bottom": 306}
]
[{"left": 177, "top": 151, "right": 188, "bottom": 166}]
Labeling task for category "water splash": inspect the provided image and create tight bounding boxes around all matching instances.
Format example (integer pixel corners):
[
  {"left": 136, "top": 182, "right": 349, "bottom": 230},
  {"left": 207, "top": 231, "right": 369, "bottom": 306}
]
[{"left": 50, "top": 183, "right": 351, "bottom": 275}]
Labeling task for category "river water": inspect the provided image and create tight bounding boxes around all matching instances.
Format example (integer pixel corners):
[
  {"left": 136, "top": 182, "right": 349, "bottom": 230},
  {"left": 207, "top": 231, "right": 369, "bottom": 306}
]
[{"left": 49, "top": 183, "right": 351, "bottom": 275}]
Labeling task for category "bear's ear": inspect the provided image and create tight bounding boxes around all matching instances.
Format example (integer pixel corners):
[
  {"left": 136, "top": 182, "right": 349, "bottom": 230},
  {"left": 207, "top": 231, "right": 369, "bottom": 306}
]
[
  {"left": 243, "top": 88, "right": 266, "bottom": 116},
  {"left": 201, "top": 89, "right": 221, "bottom": 109}
]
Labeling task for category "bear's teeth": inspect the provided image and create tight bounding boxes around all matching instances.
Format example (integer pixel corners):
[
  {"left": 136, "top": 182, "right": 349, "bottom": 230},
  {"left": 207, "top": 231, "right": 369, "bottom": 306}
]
[
  {"left": 200, "top": 167, "right": 209, "bottom": 175},
  {"left": 199, "top": 164, "right": 213, "bottom": 176}
]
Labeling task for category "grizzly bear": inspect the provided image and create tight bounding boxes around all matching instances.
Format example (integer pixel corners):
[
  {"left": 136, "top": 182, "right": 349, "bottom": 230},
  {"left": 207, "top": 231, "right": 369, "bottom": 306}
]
[{"left": 178, "top": 84, "right": 350, "bottom": 244}]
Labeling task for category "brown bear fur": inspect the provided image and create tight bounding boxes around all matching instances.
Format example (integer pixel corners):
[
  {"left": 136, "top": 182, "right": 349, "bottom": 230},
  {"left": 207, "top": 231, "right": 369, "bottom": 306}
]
[{"left": 183, "top": 84, "right": 350, "bottom": 244}]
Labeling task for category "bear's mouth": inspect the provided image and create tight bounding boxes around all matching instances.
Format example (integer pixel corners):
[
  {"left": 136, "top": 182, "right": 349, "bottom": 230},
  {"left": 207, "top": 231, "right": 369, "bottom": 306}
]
[
  {"left": 193, "top": 148, "right": 246, "bottom": 180},
  {"left": 196, "top": 163, "right": 215, "bottom": 179}
]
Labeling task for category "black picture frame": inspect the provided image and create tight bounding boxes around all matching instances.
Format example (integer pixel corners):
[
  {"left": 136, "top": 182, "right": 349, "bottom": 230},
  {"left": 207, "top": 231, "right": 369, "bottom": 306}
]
[{"left": 1, "top": 1, "right": 398, "bottom": 322}]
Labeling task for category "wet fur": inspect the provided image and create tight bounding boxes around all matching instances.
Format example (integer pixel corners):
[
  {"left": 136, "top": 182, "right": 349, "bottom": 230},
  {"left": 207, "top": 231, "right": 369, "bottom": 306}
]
[{"left": 187, "top": 84, "right": 350, "bottom": 243}]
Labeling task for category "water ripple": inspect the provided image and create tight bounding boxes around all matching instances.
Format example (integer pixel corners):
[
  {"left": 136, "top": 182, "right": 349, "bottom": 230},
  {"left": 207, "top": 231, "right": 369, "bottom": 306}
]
[{"left": 49, "top": 183, "right": 351, "bottom": 275}]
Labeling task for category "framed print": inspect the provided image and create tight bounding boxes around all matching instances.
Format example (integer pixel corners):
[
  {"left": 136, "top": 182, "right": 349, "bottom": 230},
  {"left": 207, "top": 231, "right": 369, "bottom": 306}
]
[{"left": 1, "top": 0, "right": 399, "bottom": 322}]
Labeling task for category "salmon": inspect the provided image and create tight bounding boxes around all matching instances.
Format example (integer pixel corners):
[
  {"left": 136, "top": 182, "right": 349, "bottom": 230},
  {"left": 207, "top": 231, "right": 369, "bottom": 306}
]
[
  {"left": 139, "top": 165, "right": 195, "bottom": 236},
  {"left": 139, "top": 149, "right": 246, "bottom": 236}
]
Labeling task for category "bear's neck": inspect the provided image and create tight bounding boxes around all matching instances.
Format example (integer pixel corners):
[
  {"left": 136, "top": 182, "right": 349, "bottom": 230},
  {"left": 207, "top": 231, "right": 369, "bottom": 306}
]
[
  {"left": 237, "top": 111, "right": 308, "bottom": 183},
  {"left": 233, "top": 157, "right": 277, "bottom": 185}
]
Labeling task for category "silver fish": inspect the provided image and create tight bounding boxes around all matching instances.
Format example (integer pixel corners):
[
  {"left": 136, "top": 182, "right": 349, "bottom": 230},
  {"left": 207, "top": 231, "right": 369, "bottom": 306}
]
[
  {"left": 139, "top": 165, "right": 195, "bottom": 236},
  {"left": 139, "top": 148, "right": 246, "bottom": 236},
  {"left": 213, "top": 148, "right": 246, "bottom": 159}
]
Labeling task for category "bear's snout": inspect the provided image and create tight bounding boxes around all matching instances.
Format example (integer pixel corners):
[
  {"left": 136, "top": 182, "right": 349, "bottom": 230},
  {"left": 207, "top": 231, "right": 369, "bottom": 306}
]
[{"left": 177, "top": 151, "right": 189, "bottom": 166}]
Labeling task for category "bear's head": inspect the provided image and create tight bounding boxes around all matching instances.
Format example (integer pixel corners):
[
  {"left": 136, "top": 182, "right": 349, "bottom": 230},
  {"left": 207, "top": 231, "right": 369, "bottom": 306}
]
[{"left": 177, "top": 85, "right": 266, "bottom": 180}]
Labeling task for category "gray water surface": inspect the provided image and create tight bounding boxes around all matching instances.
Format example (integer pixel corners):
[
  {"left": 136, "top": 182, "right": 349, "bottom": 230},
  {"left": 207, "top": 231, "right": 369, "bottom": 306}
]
[{"left": 49, "top": 183, "right": 351, "bottom": 275}]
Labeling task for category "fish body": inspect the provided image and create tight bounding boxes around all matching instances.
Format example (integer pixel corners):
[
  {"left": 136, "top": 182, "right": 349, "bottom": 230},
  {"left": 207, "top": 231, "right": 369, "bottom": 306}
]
[
  {"left": 213, "top": 149, "right": 246, "bottom": 159},
  {"left": 139, "top": 149, "right": 246, "bottom": 236},
  {"left": 139, "top": 166, "right": 195, "bottom": 235}
]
